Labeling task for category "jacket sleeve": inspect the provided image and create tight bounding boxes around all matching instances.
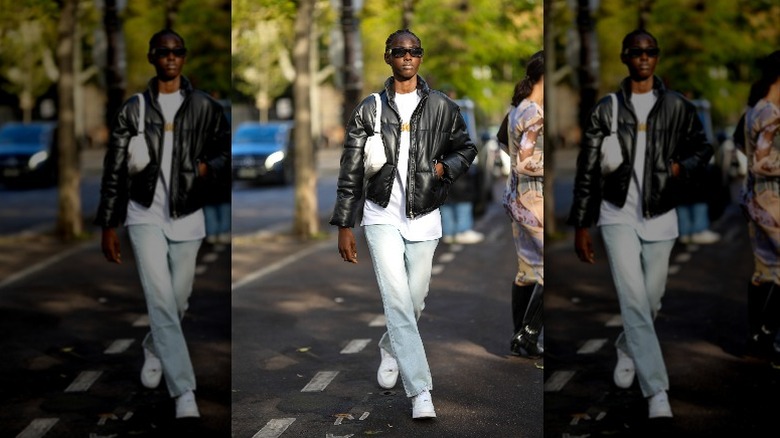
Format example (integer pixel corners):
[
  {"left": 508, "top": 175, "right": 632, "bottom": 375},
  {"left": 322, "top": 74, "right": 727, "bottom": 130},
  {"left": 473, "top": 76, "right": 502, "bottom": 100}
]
[
  {"left": 675, "top": 99, "right": 714, "bottom": 181},
  {"left": 329, "top": 98, "right": 371, "bottom": 228},
  {"left": 440, "top": 106, "right": 478, "bottom": 183},
  {"left": 567, "top": 98, "right": 609, "bottom": 228},
  {"left": 94, "top": 98, "right": 135, "bottom": 228}
]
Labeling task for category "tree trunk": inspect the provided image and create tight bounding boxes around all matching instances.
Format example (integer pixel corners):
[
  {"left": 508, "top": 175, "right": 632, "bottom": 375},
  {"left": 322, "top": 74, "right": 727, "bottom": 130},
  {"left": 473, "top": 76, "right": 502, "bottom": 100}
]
[
  {"left": 341, "top": 0, "right": 361, "bottom": 127},
  {"left": 103, "top": 0, "right": 125, "bottom": 125},
  {"left": 292, "top": 0, "right": 318, "bottom": 239},
  {"left": 56, "top": 0, "right": 83, "bottom": 240}
]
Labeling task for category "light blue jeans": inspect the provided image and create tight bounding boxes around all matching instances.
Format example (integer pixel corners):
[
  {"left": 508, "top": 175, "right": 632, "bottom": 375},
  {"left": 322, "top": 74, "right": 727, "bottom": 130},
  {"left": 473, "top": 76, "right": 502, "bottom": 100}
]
[
  {"left": 440, "top": 202, "right": 473, "bottom": 237},
  {"left": 600, "top": 224, "right": 675, "bottom": 398},
  {"left": 364, "top": 224, "right": 438, "bottom": 398},
  {"left": 204, "top": 202, "right": 231, "bottom": 236},
  {"left": 676, "top": 202, "right": 709, "bottom": 236},
  {"left": 128, "top": 224, "right": 202, "bottom": 398}
]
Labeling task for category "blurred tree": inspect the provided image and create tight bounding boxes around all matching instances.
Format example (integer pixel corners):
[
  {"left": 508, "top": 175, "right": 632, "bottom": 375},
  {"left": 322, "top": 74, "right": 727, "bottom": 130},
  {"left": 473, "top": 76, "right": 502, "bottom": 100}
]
[{"left": 0, "top": 1, "right": 58, "bottom": 122}]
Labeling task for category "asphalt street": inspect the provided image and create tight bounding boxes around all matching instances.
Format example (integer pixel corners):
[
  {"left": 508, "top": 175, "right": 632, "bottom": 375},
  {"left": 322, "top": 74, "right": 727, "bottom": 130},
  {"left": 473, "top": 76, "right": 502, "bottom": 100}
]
[
  {"left": 543, "top": 147, "right": 780, "bottom": 437},
  {"left": 230, "top": 177, "right": 545, "bottom": 438}
]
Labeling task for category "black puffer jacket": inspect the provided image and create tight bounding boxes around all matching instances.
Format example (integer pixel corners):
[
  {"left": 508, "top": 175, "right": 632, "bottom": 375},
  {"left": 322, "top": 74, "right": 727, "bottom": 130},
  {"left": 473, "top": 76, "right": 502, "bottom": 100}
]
[
  {"left": 329, "top": 76, "right": 478, "bottom": 228},
  {"left": 567, "top": 76, "right": 713, "bottom": 228},
  {"left": 95, "top": 76, "right": 230, "bottom": 228}
]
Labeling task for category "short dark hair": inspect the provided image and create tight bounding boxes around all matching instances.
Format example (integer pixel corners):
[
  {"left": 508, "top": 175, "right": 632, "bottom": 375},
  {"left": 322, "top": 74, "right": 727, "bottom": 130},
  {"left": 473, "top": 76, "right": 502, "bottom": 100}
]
[
  {"left": 621, "top": 29, "right": 658, "bottom": 54},
  {"left": 148, "top": 29, "right": 186, "bottom": 53},
  {"left": 384, "top": 29, "right": 421, "bottom": 54}
]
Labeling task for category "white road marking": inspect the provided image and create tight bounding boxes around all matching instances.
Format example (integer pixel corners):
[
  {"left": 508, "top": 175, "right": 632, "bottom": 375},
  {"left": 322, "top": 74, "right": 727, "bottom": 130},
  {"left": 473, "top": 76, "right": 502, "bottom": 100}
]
[
  {"left": 252, "top": 418, "right": 296, "bottom": 438},
  {"left": 368, "top": 315, "right": 386, "bottom": 327},
  {"left": 301, "top": 371, "right": 339, "bottom": 392},
  {"left": 15, "top": 418, "right": 59, "bottom": 438},
  {"left": 577, "top": 338, "right": 608, "bottom": 354},
  {"left": 132, "top": 315, "right": 149, "bottom": 327},
  {"left": 64, "top": 371, "right": 102, "bottom": 392},
  {"left": 202, "top": 252, "right": 219, "bottom": 263},
  {"left": 674, "top": 252, "right": 691, "bottom": 263},
  {"left": 340, "top": 339, "right": 372, "bottom": 354},
  {"left": 438, "top": 252, "right": 455, "bottom": 263},
  {"left": 431, "top": 265, "right": 445, "bottom": 275},
  {"left": 544, "top": 370, "right": 575, "bottom": 392},
  {"left": 233, "top": 239, "right": 332, "bottom": 290},
  {"left": 0, "top": 240, "right": 95, "bottom": 290},
  {"left": 605, "top": 315, "right": 622, "bottom": 327},
  {"left": 195, "top": 265, "right": 208, "bottom": 275},
  {"left": 668, "top": 264, "right": 681, "bottom": 275},
  {"left": 104, "top": 339, "right": 134, "bottom": 355},
  {"left": 359, "top": 412, "right": 370, "bottom": 420}
]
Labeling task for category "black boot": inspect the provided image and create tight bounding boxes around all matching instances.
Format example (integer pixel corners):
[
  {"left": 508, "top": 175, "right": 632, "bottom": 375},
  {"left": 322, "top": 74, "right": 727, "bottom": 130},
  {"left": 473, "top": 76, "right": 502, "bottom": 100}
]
[
  {"left": 512, "top": 283, "right": 535, "bottom": 334},
  {"left": 511, "top": 283, "right": 543, "bottom": 358}
]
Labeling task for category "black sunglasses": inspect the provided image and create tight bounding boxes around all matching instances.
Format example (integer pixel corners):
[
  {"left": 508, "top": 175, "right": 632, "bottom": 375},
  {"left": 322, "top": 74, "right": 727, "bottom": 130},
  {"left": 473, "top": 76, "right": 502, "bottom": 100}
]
[
  {"left": 388, "top": 47, "right": 424, "bottom": 58},
  {"left": 624, "top": 47, "right": 660, "bottom": 58},
  {"left": 151, "top": 47, "right": 187, "bottom": 58}
]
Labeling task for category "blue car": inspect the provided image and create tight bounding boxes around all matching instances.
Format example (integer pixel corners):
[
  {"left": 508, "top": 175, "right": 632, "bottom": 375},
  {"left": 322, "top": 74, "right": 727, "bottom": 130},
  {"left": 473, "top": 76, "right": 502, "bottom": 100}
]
[
  {"left": 232, "top": 121, "right": 294, "bottom": 185},
  {"left": 0, "top": 121, "right": 58, "bottom": 187}
]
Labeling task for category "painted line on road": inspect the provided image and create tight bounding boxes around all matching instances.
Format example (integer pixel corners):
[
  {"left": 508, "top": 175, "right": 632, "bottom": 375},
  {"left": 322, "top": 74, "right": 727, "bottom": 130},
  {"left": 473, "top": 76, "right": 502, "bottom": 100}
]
[
  {"left": 64, "top": 370, "right": 102, "bottom": 392},
  {"left": 201, "top": 252, "right": 219, "bottom": 263},
  {"left": 0, "top": 240, "right": 96, "bottom": 291},
  {"left": 340, "top": 339, "right": 372, "bottom": 354},
  {"left": 252, "top": 418, "right": 296, "bottom": 438},
  {"left": 15, "top": 418, "right": 59, "bottom": 438},
  {"left": 438, "top": 252, "right": 456, "bottom": 263},
  {"left": 301, "top": 371, "right": 339, "bottom": 392},
  {"left": 104, "top": 339, "right": 134, "bottom": 355},
  {"left": 577, "top": 338, "right": 608, "bottom": 354},
  {"left": 431, "top": 265, "right": 445, "bottom": 275},
  {"left": 668, "top": 264, "right": 681, "bottom": 275},
  {"left": 232, "top": 239, "right": 333, "bottom": 291},
  {"left": 132, "top": 315, "right": 149, "bottom": 327},
  {"left": 544, "top": 370, "right": 576, "bottom": 392},
  {"left": 368, "top": 315, "right": 386, "bottom": 327},
  {"left": 674, "top": 252, "right": 692, "bottom": 263},
  {"left": 605, "top": 315, "right": 622, "bottom": 327},
  {"left": 195, "top": 265, "right": 208, "bottom": 275}
]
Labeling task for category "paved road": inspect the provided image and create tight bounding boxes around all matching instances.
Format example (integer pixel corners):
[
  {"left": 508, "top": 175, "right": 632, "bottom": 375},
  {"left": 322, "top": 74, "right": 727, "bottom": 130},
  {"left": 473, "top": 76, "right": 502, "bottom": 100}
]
[
  {"left": 231, "top": 177, "right": 544, "bottom": 438},
  {"left": 543, "top": 147, "right": 779, "bottom": 437}
]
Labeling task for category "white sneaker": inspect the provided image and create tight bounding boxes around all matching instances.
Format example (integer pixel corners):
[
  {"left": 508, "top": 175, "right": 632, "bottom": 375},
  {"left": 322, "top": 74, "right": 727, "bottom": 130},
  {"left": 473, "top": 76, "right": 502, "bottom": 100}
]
[
  {"left": 690, "top": 230, "right": 720, "bottom": 244},
  {"left": 648, "top": 390, "right": 673, "bottom": 418},
  {"left": 141, "top": 348, "right": 162, "bottom": 389},
  {"left": 613, "top": 347, "right": 635, "bottom": 389},
  {"left": 412, "top": 389, "right": 436, "bottom": 419},
  {"left": 455, "top": 230, "right": 484, "bottom": 244},
  {"left": 175, "top": 390, "right": 201, "bottom": 418},
  {"left": 377, "top": 348, "right": 398, "bottom": 389}
]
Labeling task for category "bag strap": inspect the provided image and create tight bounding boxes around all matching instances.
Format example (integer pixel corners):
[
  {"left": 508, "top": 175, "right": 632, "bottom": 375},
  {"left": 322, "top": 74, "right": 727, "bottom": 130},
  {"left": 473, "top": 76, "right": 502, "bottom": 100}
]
[
  {"left": 610, "top": 93, "right": 617, "bottom": 134},
  {"left": 135, "top": 93, "right": 145, "bottom": 134},
  {"left": 371, "top": 93, "right": 381, "bottom": 134}
]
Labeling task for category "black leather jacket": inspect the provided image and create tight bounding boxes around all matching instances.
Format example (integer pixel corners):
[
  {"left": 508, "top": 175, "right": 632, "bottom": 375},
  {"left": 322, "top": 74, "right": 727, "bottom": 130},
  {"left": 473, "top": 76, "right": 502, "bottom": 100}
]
[
  {"left": 567, "top": 76, "right": 713, "bottom": 228},
  {"left": 329, "top": 76, "right": 478, "bottom": 228},
  {"left": 95, "top": 76, "right": 230, "bottom": 228}
]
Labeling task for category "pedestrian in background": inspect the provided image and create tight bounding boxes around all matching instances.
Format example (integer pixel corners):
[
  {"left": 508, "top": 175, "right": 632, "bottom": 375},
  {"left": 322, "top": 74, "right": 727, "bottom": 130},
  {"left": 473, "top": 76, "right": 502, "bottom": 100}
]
[
  {"left": 440, "top": 165, "right": 484, "bottom": 245},
  {"left": 329, "top": 29, "right": 477, "bottom": 419},
  {"left": 501, "top": 50, "right": 545, "bottom": 358},
  {"left": 738, "top": 50, "right": 780, "bottom": 363},
  {"left": 95, "top": 29, "right": 230, "bottom": 419},
  {"left": 567, "top": 29, "right": 712, "bottom": 419}
]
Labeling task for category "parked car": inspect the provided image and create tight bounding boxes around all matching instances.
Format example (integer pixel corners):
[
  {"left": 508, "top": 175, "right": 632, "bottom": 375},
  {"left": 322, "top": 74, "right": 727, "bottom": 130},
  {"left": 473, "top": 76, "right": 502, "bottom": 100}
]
[
  {"left": 232, "top": 121, "right": 294, "bottom": 185},
  {"left": 0, "top": 121, "right": 58, "bottom": 187}
]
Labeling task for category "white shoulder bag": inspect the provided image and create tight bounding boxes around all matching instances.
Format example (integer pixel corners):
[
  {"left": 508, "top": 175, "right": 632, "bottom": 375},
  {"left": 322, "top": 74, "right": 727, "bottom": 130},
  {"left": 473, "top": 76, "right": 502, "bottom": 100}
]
[
  {"left": 600, "top": 93, "right": 623, "bottom": 175},
  {"left": 127, "top": 93, "right": 150, "bottom": 175},
  {"left": 363, "top": 93, "right": 387, "bottom": 178}
]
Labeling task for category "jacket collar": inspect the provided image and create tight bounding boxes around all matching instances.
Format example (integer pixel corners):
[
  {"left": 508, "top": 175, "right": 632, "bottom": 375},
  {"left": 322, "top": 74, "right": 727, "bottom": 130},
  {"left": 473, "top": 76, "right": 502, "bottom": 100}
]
[
  {"left": 146, "top": 75, "right": 193, "bottom": 98},
  {"left": 619, "top": 74, "right": 665, "bottom": 100},
  {"left": 383, "top": 75, "right": 431, "bottom": 100}
]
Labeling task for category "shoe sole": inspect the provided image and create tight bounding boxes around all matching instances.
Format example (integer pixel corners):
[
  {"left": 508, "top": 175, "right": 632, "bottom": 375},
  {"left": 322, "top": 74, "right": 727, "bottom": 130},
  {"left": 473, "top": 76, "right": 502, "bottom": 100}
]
[{"left": 413, "top": 412, "right": 436, "bottom": 419}]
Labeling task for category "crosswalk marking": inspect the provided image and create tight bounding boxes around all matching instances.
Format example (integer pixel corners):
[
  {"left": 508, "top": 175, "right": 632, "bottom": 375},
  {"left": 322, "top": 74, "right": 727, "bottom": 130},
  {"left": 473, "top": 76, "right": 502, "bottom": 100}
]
[
  {"left": 605, "top": 315, "right": 622, "bottom": 327},
  {"left": 252, "top": 418, "right": 296, "bottom": 438},
  {"left": 544, "top": 370, "right": 575, "bottom": 392},
  {"left": 340, "top": 339, "right": 371, "bottom": 354},
  {"left": 104, "top": 339, "right": 134, "bottom": 355},
  {"left": 368, "top": 315, "right": 386, "bottom": 327},
  {"left": 15, "top": 418, "right": 59, "bottom": 438},
  {"left": 64, "top": 371, "right": 102, "bottom": 393},
  {"left": 301, "top": 371, "right": 339, "bottom": 392},
  {"left": 132, "top": 315, "right": 149, "bottom": 327}
]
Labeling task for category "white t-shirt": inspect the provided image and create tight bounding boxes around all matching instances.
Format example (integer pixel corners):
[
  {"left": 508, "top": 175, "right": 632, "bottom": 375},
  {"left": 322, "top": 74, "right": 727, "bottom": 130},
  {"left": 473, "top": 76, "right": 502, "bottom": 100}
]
[
  {"left": 125, "top": 91, "right": 206, "bottom": 241},
  {"left": 361, "top": 90, "right": 442, "bottom": 241},
  {"left": 598, "top": 91, "right": 678, "bottom": 241}
]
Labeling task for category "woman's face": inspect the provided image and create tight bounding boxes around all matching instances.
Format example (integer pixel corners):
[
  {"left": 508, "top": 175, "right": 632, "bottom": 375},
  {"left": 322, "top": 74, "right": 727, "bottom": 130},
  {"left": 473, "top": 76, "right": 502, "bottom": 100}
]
[{"left": 384, "top": 34, "right": 423, "bottom": 81}]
